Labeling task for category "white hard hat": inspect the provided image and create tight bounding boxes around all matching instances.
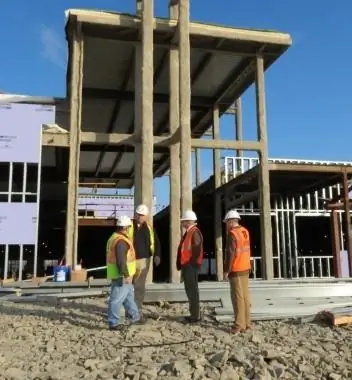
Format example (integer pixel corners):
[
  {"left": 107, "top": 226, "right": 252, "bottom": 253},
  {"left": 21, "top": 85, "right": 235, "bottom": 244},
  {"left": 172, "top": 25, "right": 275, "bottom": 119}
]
[
  {"left": 180, "top": 210, "right": 197, "bottom": 221},
  {"left": 223, "top": 209, "right": 241, "bottom": 222},
  {"left": 135, "top": 204, "right": 149, "bottom": 216},
  {"left": 116, "top": 215, "right": 133, "bottom": 227}
]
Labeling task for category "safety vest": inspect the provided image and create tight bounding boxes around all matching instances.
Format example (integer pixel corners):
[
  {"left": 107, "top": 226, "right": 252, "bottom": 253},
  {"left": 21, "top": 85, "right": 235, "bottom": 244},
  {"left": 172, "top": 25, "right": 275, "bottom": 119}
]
[
  {"left": 178, "top": 225, "right": 204, "bottom": 267},
  {"left": 106, "top": 232, "right": 137, "bottom": 280},
  {"left": 229, "top": 226, "right": 251, "bottom": 273},
  {"left": 127, "top": 222, "right": 155, "bottom": 255}
]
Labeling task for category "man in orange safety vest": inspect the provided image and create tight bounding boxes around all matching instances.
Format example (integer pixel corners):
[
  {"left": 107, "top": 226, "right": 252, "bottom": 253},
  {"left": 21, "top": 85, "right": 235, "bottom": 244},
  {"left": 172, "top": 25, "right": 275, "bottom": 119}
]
[{"left": 223, "top": 209, "right": 251, "bottom": 334}]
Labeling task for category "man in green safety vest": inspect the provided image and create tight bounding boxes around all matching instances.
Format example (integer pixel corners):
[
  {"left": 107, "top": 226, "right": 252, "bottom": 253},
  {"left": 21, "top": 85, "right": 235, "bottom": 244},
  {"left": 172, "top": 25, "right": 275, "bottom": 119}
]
[
  {"left": 128, "top": 204, "right": 161, "bottom": 311},
  {"left": 106, "top": 215, "right": 145, "bottom": 330}
]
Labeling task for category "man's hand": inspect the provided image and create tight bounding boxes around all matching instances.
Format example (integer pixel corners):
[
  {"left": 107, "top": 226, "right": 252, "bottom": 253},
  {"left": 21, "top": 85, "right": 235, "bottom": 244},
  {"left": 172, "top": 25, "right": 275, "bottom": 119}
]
[
  {"left": 154, "top": 256, "right": 161, "bottom": 267},
  {"left": 124, "top": 276, "right": 133, "bottom": 284},
  {"left": 223, "top": 272, "right": 229, "bottom": 281}
]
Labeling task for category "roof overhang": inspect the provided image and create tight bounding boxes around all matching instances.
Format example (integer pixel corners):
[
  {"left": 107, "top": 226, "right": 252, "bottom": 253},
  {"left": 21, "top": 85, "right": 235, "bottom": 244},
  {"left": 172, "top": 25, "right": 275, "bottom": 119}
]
[{"left": 64, "top": 9, "right": 292, "bottom": 186}]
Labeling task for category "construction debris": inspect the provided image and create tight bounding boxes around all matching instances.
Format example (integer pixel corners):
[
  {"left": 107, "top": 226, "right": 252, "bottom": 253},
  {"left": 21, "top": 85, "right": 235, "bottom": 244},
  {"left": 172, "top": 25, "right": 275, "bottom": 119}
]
[{"left": 321, "top": 306, "right": 352, "bottom": 326}]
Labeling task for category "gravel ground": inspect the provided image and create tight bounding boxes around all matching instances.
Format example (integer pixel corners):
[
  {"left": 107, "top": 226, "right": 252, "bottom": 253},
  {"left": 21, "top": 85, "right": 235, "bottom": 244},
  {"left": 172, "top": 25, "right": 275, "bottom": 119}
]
[{"left": 0, "top": 297, "right": 351, "bottom": 380}]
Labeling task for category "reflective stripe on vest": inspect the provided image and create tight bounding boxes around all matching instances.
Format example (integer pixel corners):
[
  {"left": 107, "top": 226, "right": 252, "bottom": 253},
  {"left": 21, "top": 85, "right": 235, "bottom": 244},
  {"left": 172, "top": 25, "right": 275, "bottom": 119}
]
[
  {"left": 127, "top": 223, "right": 155, "bottom": 255},
  {"left": 230, "top": 226, "right": 251, "bottom": 272},
  {"left": 179, "top": 225, "right": 204, "bottom": 266},
  {"left": 106, "top": 232, "right": 137, "bottom": 279}
]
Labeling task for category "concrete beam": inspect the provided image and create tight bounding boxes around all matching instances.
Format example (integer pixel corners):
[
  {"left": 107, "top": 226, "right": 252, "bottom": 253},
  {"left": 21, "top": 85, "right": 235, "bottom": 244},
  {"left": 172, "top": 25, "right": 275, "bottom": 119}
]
[
  {"left": 42, "top": 131, "right": 260, "bottom": 153},
  {"left": 191, "top": 139, "right": 261, "bottom": 151},
  {"left": 70, "top": 10, "right": 292, "bottom": 46},
  {"left": 178, "top": 0, "right": 192, "bottom": 213},
  {"left": 65, "top": 24, "right": 84, "bottom": 269},
  {"left": 255, "top": 55, "right": 273, "bottom": 281},
  {"left": 227, "top": 190, "right": 260, "bottom": 208},
  {"left": 212, "top": 105, "right": 223, "bottom": 281},
  {"left": 83, "top": 88, "right": 217, "bottom": 110},
  {"left": 169, "top": 0, "right": 181, "bottom": 284},
  {"left": 42, "top": 132, "right": 69, "bottom": 147}
]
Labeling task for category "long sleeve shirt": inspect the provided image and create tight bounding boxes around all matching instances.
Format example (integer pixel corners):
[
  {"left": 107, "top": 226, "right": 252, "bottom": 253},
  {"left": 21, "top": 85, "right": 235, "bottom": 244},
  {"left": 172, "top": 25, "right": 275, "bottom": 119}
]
[
  {"left": 115, "top": 240, "right": 130, "bottom": 278},
  {"left": 224, "top": 232, "right": 236, "bottom": 274}
]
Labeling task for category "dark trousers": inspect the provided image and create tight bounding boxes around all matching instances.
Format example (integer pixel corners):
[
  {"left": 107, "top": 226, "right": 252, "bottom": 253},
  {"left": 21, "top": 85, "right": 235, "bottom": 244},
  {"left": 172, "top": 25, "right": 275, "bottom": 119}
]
[{"left": 181, "top": 264, "right": 200, "bottom": 319}]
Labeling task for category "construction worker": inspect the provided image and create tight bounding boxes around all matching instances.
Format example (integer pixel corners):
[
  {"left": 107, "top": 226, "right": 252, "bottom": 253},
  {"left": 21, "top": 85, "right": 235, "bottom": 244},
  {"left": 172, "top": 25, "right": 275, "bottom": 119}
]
[
  {"left": 128, "top": 204, "right": 161, "bottom": 312},
  {"left": 223, "top": 209, "right": 251, "bottom": 334},
  {"left": 176, "top": 210, "right": 204, "bottom": 323},
  {"left": 106, "top": 215, "right": 144, "bottom": 330}
]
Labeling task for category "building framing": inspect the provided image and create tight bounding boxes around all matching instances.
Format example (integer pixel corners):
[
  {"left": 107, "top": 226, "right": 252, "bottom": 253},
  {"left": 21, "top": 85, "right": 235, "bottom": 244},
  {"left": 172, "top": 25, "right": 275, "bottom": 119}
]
[{"left": 41, "top": 1, "right": 292, "bottom": 282}]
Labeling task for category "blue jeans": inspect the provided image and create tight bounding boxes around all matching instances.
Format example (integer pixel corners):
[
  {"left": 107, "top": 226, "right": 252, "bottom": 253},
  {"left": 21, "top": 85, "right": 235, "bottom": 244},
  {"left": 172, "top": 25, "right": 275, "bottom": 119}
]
[{"left": 107, "top": 281, "right": 140, "bottom": 327}]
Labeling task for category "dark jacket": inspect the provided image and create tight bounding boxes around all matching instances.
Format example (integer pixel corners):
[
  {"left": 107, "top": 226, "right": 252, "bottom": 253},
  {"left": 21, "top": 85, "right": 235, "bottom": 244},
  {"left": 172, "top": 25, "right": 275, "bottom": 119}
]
[{"left": 132, "top": 221, "right": 161, "bottom": 260}]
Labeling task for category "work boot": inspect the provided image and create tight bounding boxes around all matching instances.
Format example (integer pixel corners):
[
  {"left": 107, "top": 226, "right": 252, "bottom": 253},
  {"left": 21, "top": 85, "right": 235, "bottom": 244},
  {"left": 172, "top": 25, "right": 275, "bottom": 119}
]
[
  {"left": 109, "top": 325, "right": 125, "bottom": 331},
  {"left": 230, "top": 325, "right": 245, "bottom": 335},
  {"left": 130, "top": 316, "right": 147, "bottom": 326},
  {"left": 183, "top": 316, "right": 201, "bottom": 324}
]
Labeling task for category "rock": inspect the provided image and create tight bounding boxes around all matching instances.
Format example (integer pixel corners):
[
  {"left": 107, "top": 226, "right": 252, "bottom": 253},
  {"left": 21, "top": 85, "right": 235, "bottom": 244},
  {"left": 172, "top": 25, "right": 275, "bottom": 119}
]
[
  {"left": 328, "top": 374, "right": 342, "bottom": 380},
  {"left": 208, "top": 350, "right": 229, "bottom": 367},
  {"left": 251, "top": 333, "right": 263, "bottom": 344},
  {"left": 220, "top": 366, "right": 240, "bottom": 380},
  {"left": 5, "top": 368, "right": 28, "bottom": 380},
  {"left": 83, "top": 358, "right": 99, "bottom": 371},
  {"left": 0, "top": 299, "right": 350, "bottom": 380}
]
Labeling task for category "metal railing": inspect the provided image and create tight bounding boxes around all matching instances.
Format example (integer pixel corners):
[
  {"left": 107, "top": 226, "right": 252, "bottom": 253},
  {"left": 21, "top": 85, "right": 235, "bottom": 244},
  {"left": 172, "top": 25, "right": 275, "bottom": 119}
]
[{"left": 296, "top": 255, "right": 333, "bottom": 278}]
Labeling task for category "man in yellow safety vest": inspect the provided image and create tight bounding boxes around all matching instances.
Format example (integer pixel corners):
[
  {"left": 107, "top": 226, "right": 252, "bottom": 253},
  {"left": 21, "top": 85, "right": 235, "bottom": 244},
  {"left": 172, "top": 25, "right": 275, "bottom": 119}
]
[
  {"left": 106, "top": 215, "right": 145, "bottom": 330},
  {"left": 127, "top": 204, "right": 161, "bottom": 311}
]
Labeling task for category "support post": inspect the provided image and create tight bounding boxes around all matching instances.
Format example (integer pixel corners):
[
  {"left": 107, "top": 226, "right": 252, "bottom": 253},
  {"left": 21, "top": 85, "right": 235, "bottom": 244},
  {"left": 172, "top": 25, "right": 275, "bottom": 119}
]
[
  {"left": 195, "top": 149, "right": 201, "bottom": 186},
  {"left": 65, "top": 24, "right": 84, "bottom": 268},
  {"left": 342, "top": 171, "right": 352, "bottom": 275},
  {"left": 255, "top": 55, "right": 274, "bottom": 280},
  {"left": 178, "top": 0, "right": 192, "bottom": 213},
  {"left": 331, "top": 209, "right": 342, "bottom": 277},
  {"left": 134, "top": 0, "right": 154, "bottom": 283},
  {"left": 136, "top": 0, "right": 142, "bottom": 16},
  {"left": 235, "top": 98, "right": 243, "bottom": 157},
  {"left": 169, "top": 1, "right": 181, "bottom": 283},
  {"left": 213, "top": 105, "right": 223, "bottom": 281}
]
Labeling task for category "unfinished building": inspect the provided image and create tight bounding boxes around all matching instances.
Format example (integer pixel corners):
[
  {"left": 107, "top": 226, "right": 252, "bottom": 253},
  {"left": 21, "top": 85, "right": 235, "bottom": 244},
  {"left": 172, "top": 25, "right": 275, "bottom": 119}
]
[
  {"left": 1, "top": 1, "right": 351, "bottom": 284},
  {"left": 54, "top": 1, "right": 295, "bottom": 283}
]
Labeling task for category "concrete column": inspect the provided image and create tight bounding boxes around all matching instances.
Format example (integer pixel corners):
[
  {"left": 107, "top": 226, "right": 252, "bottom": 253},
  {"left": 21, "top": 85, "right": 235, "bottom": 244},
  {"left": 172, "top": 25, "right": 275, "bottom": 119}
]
[
  {"left": 195, "top": 149, "right": 201, "bottom": 186},
  {"left": 178, "top": 0, "right": 192, "bottom": 213},
  {"left": 65, "top": 25, "right": 84, "bottom": 269},
  {"left": 342, "top": 171, "right": 352, "bottom": 275},
  {"left": 212, "top": 105, "right": 223, "bottom": 281},
  {"left": 169, "top": 1, "right": 181, "bottom": 283},
  {"left": 134, "top": 0, "right": 154, "bottom": 283},
  {"left": 255, "top": 55, "right": 274, "bottom": 280},
  {"left": 235, "top": 98, "right": 243, "bottom": 157}
]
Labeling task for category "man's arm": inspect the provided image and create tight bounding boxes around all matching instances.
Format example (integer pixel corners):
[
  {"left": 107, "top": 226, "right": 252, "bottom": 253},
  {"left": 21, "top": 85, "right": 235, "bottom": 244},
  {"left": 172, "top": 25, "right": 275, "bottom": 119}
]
[
  {"left": 115, "top": 241, "right": 130, "bottom": 278},
  {"left": 191, "top": 229, "right": 202, "bottom": 266},
  {"left": 224, "top": 233, "right": 236, "bottom": 274}
]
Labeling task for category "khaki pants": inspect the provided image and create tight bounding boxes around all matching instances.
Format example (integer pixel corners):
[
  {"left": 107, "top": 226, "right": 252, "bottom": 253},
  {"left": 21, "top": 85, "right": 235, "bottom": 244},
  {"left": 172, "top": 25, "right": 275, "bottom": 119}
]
[
  {"left": 133, "top": 258, "right": 151, "bottom": 310},
  {"left": 229, "top": 271, "right": 251, "bottom": 330}
]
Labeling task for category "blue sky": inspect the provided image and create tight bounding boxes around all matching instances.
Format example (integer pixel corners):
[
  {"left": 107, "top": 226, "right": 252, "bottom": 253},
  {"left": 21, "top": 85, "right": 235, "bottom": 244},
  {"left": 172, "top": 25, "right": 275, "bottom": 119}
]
[{"left": 1, "top": 0, "right": 352, "bottom": 209}]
